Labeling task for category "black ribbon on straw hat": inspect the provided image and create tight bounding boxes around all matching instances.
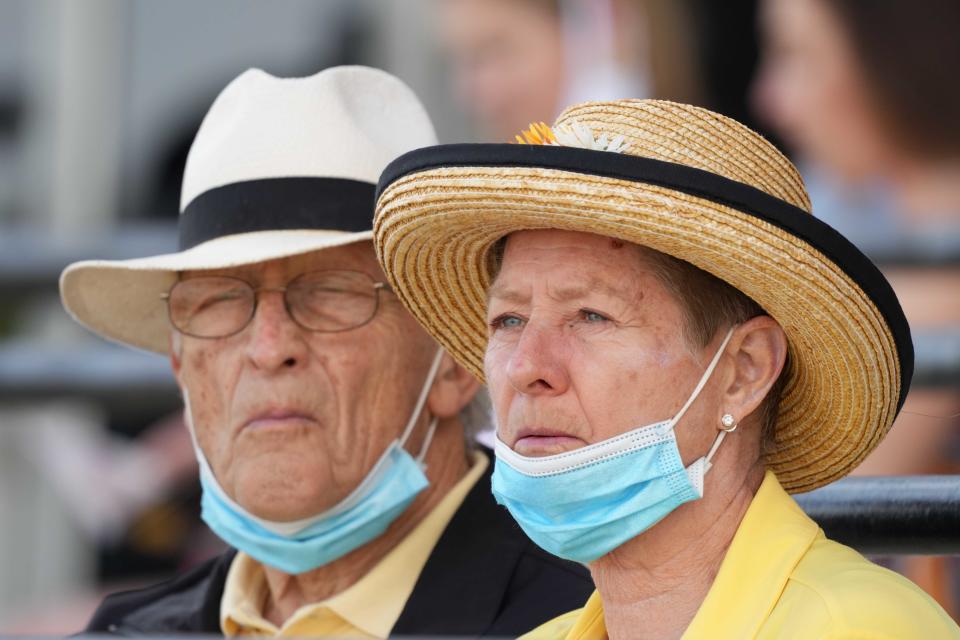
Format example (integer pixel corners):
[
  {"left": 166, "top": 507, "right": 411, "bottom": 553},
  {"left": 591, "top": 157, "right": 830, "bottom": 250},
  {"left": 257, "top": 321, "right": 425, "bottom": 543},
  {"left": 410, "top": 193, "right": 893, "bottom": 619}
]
[{"left": 378, "top": 142, "right": 914, "bottom": 414}]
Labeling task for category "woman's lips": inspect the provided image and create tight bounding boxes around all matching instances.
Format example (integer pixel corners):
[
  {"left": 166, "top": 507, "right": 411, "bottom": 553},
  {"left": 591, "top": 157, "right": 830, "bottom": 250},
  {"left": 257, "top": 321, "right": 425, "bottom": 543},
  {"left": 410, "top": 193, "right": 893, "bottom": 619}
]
[{"left": 513, "top": 434, "right": 583, "bottom": 456}]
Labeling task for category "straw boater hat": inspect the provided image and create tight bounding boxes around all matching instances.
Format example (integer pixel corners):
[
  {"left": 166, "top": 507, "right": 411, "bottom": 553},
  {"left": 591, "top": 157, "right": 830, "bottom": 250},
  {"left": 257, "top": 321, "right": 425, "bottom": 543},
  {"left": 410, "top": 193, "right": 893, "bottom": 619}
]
[
  {"left": 373, "top": 100, "right": 912, "bottom": 493},
  {"left": 60, "top": 65, "right": 437, "bottom": 353}
]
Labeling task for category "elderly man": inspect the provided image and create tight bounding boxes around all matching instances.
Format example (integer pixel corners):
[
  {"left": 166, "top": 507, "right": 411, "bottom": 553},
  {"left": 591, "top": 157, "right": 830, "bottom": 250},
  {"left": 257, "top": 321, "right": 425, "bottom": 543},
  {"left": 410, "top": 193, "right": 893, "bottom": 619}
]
[
  {"left": 60, "top": 66, "right": 591, "bottom": 637},
  {"left": 373, "top": 101, "right": 960, "bottom": 638}
]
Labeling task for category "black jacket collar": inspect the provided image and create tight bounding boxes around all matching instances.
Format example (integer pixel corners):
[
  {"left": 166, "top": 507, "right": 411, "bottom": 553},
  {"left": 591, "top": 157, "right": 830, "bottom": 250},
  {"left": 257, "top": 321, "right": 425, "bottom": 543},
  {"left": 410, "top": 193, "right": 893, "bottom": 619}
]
[{"left": 393, "top": 449, "right": 544, "bottom": 634}]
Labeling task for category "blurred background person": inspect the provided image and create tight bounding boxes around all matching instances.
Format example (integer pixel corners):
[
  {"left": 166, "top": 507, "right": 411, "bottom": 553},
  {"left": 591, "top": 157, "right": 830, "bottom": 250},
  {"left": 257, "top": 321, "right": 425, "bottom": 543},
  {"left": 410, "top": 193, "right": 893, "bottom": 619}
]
[
  {"left": 753, "top": 0, "right": 960, "bottom": 615},
  {"left": 753, "top": 0, "right": 960, "bottom": 257},
  {"left": 436, "top": 0, "right": 704, "bottom": 141}
]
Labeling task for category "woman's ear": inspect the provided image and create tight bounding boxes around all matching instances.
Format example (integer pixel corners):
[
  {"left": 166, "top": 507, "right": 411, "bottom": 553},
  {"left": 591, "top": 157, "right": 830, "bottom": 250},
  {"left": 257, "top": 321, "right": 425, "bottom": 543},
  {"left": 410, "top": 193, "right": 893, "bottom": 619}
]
[
  {"left": 428, "top": 352, "right": 481, "bottom": 419},
  {"left": 722, "top": 316, "right": 788, "bottom": 425}
]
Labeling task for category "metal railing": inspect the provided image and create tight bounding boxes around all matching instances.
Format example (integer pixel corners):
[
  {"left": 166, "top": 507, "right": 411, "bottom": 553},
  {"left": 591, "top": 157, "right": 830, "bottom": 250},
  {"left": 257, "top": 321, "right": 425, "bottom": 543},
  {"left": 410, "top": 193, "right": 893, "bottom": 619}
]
[{"left": 797, "top": 476, "right": 960, "bottom": 555}]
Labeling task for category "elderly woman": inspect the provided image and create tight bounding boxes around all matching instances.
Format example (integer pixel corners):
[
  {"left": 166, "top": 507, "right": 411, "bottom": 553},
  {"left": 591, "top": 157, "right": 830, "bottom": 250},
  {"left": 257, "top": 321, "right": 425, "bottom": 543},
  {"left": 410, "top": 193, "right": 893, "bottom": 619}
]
[{"left": 373, "top": 101, "right": 960, "bottom": 638}]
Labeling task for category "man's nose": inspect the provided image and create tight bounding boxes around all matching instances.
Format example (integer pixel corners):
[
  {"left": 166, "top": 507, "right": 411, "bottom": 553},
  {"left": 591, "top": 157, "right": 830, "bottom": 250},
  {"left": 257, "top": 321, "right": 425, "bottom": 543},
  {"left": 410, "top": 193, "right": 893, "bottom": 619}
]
[
  {"left": 244, "top": 290, "right": 308, "bottom": 371},
  {"left": 505, "top": 322, "right": 569, "bottom": 396}
]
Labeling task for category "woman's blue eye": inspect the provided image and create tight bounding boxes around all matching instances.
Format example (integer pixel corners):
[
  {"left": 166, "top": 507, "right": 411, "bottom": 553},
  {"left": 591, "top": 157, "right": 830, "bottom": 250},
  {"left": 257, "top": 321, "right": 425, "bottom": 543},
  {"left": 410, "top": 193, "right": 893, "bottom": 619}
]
[
  {"left": 582, "top": 310, "right": 608, "bottom": 323},
  {"left": 499, "top": 316, "right": 523, "bottom": 329},
  {"left": 490, "top": 315, "right": 523, "bottom": 331}
]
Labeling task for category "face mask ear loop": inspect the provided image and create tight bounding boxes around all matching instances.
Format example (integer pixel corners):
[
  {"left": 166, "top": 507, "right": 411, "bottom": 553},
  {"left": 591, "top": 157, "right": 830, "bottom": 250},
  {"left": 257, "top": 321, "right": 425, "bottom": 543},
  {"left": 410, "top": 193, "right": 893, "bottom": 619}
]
[
  {"left": 186, "top": 392, "right": 280, "bottom": 528},
  {"left": 183, "top": 387, "right": 249, "bottom": 518},
  {"left": 702, "top": 425, "right": 733, "bottom": 476},
  {"left": 398, "top": 348, "right": 446, "bottom": 449},
  {"left": 667, "top": 327, "right": 737, "bottom": 431},
  {"left": 415, "top": 417, "right": 440, "bottom": 467},
  {"left": 182, "top": 387, "right": 216, "bottom": 480}
]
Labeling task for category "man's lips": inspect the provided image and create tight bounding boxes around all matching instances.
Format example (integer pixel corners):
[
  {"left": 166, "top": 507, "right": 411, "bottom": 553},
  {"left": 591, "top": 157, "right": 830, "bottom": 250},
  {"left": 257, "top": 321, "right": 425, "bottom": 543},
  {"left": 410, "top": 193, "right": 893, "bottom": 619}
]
[{"left": 242, "top": 409, "right": 317, "bottom": 430}]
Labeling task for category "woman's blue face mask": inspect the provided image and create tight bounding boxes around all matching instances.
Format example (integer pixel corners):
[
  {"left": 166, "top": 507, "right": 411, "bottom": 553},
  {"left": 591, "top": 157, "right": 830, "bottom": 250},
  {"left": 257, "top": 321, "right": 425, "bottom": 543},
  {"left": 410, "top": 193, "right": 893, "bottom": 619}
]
[{"left": 491, "top": 328, "right": 736, "bottom": 564}]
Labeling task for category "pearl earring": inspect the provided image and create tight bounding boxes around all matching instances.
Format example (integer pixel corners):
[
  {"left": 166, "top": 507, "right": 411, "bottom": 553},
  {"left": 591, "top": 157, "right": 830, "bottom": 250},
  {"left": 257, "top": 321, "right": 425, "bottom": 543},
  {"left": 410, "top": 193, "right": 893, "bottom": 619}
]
[{"left": 721, "top": 414, "right": 738, "bottom": 432}]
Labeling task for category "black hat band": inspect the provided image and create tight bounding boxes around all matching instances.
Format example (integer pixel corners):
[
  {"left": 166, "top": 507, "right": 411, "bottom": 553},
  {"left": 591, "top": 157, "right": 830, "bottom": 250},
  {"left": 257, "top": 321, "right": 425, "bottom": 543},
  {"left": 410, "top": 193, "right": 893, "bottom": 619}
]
[{"left": 179, "top": 177, "right": 375, "bottom": 251}]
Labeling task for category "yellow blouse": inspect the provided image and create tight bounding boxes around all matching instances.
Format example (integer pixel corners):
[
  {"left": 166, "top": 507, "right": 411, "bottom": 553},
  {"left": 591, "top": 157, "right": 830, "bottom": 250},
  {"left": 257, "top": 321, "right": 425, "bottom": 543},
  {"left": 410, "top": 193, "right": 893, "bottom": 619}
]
[
  {"left": 221, "top": 450, "right": 488, "bottom": 638},
  {"left": 523, "top": 470, "right": 959, "bottom": 639}
]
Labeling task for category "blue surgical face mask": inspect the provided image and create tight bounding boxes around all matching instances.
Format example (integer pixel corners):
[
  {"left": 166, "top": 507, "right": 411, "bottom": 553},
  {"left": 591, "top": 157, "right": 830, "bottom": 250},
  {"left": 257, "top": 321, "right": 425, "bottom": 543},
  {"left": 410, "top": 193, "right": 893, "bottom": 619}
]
[
  {"left": 491, "top": 329, "right": 736, "bottom": 564},
  {"left": 185, "top": 348, "right": 445, "bottom": 575}
]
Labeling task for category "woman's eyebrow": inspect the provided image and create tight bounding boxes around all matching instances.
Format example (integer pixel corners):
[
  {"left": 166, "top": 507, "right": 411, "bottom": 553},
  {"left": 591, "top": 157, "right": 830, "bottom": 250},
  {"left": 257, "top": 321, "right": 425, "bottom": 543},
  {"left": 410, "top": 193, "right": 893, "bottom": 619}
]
[
  {"left": 488, "top": 278, "right": 638, "bottom": 306},
  {"left": 547, "top": 278, "right": 637, "bottom": 304},
  {"left": 487, "top": 282, "right": 529, "bottom": 305}
]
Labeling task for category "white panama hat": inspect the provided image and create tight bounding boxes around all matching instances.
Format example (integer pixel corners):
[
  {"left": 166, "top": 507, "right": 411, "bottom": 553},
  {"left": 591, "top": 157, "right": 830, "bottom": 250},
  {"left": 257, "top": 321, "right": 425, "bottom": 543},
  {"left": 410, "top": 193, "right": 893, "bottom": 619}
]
[{"left": 60, "top": 65, "right": 437, "bottom": 353}]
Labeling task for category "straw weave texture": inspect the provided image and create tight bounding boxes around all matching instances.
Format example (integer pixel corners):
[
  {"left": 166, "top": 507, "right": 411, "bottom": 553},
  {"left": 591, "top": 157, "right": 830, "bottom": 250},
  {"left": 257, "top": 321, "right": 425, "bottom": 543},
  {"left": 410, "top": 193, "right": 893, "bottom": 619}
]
[{"left": 374, "top": 100, "right": 901, "bottom": 493}]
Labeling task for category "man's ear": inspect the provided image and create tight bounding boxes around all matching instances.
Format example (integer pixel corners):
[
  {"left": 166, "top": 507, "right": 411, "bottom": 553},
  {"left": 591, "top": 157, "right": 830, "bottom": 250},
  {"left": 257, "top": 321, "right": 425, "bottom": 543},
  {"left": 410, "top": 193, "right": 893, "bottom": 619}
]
[
  {"left": 428, "top": 352, "right": 481, "bottom": 419},
  {"left": 721, "top": 316, "right": 788, "bottom": 426}
]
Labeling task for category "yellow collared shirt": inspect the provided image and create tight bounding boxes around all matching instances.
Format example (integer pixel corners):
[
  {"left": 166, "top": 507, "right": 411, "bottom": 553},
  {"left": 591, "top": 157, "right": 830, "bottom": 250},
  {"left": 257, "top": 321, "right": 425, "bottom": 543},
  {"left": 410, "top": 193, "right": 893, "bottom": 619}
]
[
  {"left": 221, "top": 450, "right": 489, "bottom": 638},
  {"left": 524, "top": 470, "right": 960, "bottom": 640}
]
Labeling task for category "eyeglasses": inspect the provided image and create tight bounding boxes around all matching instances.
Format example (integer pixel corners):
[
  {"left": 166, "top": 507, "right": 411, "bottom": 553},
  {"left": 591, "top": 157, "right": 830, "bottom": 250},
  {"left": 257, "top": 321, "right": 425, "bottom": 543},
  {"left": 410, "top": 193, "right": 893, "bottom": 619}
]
[{"left": 161, "top": 270, "right": 391, "bottom": 339}]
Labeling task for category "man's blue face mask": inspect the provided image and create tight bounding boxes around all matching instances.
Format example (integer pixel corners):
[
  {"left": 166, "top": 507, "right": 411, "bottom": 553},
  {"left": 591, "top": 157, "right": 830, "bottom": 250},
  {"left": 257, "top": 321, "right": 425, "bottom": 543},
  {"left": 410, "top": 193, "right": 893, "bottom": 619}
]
[
  {"left": 491, "top": 328, "right": 737, "bottom": 564},
  {"left": 186, "top": 349, "right": 445, "bottom": 575}
]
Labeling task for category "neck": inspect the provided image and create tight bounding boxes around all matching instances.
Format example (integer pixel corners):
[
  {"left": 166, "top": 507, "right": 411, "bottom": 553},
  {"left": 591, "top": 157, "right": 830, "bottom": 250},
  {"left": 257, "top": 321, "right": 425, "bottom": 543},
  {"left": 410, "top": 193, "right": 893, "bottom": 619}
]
[
  {"left": 890, "top": 158, "right": 960, "bottom": 221},
  {"left": 590, "top": 459, "right": 765, "bottom": 640},
  {"left": 260, "top": 419, "right": 470, "bottom": 626}
]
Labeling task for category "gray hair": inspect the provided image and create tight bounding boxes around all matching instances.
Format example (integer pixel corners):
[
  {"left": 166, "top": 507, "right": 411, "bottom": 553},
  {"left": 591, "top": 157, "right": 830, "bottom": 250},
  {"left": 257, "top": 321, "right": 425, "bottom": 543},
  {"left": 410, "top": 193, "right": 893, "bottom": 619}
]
[{"left": 458, "top": 386, "right": 494, "bottom": 446}]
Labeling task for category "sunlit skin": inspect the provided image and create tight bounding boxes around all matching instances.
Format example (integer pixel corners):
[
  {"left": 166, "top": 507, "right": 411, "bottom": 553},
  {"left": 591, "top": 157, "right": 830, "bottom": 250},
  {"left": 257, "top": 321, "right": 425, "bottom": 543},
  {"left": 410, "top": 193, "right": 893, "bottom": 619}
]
[
  {"left": 485, "top": 231, "right": 780, "bottom": 461},
  {"left": 484, "top": 230, "right": 787, "bottom": 639},
  {"left": 170, "top": 240, "right": 479, "bottom": 622}
]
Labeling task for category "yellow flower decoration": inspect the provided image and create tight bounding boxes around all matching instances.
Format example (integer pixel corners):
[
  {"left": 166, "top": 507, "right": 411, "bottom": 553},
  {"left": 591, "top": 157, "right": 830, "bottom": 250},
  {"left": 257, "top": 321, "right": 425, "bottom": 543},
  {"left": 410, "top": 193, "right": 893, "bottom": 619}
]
[
  {"left": 514, "top": 121, "right": 557, "bottom": 145},
  {"left": 513, "top": 120, "right": 629, "bottom": 154}
]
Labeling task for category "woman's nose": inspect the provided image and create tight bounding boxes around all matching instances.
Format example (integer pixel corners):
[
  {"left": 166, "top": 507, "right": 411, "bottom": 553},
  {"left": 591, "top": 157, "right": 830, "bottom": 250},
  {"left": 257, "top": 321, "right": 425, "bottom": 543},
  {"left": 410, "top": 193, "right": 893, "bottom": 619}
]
[{"left": 505, "top": 322, "right": 570, "bottom": 396}]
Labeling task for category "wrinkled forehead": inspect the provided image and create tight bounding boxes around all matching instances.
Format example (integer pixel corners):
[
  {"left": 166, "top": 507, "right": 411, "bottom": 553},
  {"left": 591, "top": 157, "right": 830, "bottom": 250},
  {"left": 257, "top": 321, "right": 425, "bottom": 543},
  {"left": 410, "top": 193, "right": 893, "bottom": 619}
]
[
  {"left": 492, "top": 229, "right": 656, "bottom": 278},
  {"left": 181, "top": 240, "right": 382, "bottom": 281},
  {"left": 501, "top": 228, "right": 637, "bottom": 254},
  {"left": 489, "top": 229, "right": 662, "bottom": 302}
]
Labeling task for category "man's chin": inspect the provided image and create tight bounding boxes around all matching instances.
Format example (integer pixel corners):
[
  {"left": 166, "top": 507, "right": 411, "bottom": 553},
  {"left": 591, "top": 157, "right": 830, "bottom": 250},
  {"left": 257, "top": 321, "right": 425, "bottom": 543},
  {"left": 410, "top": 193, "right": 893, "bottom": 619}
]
[
  {"left": 230, "top": 461, "right": 339, "bottom": 514},
  {"left": 238, "top": 488, "right": 340, "bottom": 523}
]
